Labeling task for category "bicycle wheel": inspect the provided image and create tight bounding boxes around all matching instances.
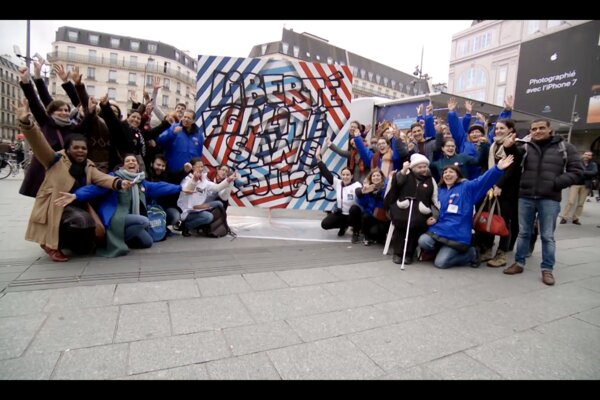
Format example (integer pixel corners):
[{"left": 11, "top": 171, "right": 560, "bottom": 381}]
[{"left": 0, "top": 161, "right": 13, "bottom": 179}]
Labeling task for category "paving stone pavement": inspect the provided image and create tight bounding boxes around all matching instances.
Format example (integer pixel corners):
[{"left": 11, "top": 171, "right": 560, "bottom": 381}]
[{"left": 1, "top": 177, "right": 599, "bottom": 380}]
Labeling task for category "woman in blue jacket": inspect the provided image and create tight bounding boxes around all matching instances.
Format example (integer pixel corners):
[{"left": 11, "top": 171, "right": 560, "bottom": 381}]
[
  {"left": 56, "top": 154, "right": 183, "bottom": 257},
  {"left": 417, "top": 154, "right": 514, "bottom": 268}
]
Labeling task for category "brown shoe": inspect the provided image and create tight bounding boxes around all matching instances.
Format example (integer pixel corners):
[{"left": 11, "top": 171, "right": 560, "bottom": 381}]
[
  {"left": 542, "top": 270, "right": 555, "bottom": 286},
  {"left": 487, "top": 250, "right": 507, "bottom": 268},
  {"left": 480, "top": 247, "right": 494, "bottom": 262},
  {"left": 41, "top": 244, "right": 69, "bottom": 262},
  {"left": 503, "top": 262, "right": 524, "bottom": 275}
]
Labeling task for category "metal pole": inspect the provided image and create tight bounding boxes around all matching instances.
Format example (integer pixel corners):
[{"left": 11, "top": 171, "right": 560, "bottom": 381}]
[
  {"left": 567, "top": 94, "right": 577, "bottom": 144},
  {"left": 26, "top": 20, "right": 31, "bottom": 69},
  {"left": 419, "top": 45, "right": 424, "bottom": 79}
]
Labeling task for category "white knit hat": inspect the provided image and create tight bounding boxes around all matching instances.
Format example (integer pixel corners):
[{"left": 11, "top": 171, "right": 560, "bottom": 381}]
[{"left": 409, "top": 153, "right": 430, "bottom": 168}]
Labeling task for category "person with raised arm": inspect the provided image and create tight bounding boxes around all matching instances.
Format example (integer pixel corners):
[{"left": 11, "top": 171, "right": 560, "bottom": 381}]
[
  {"left": 417, "top": 154, "right": 514, "bottom": 269},
  {"left": 315, "top": 145, "right": 363, "bottom": 243},
  {"left": 15, "top": 99, "right": 128, "bottom": 262}
]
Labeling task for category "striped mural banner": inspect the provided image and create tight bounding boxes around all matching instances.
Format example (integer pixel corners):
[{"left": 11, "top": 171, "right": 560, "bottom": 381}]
[{"left": 195, "top": 55, "right": 353, "bottom": 210}]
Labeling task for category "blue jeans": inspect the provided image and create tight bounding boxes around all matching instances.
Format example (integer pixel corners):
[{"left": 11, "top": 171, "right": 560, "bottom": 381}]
[
  {"left": 183, "top": 201, "right": 224, "bottom": 230},
  {"left": 165, "top": 207, "right": 180, "bottom": 226},
  {"left": 515, "top": 198, "right": 561, "bottom": 270},
  {"left": 418, "top": 233, "right": 476, "bottom": 269},
  {"left": 124, "top": 214, "right": 153, "bottom": 249}
]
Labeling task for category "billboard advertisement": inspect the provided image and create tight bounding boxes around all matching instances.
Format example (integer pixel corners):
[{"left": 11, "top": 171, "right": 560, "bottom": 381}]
[{"left": 515, "top": 20, "right": 600, "bottom": 130}]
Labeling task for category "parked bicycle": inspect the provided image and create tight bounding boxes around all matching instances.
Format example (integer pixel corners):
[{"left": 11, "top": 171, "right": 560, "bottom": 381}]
[{"left": 0, "top": 152, "right": 30, "bottom": 179}]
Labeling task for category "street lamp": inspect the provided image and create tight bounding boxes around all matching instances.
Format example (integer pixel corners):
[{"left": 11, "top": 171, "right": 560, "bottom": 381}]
[
  {"left": 143, "top": 56, "right": 155, "bottom": 90},
  {"left": 567, "top": 94, "right": 579, "bottom": 144}
]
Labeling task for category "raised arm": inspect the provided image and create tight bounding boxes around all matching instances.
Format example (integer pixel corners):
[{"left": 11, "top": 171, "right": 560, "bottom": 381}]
[
  {"left": 32, "top": 57, "right": 53, "bottom": 106},
  {"left": 151, "top": 76, "right": 166, "bottom": 121},
  {"left": 315, "top": 146, "right": 334, "bottom": 184},
  {"left": 18, "top": 67, "right": 49, "bottom": 127},
  {"left": 16, "top": 99, "right": 56, "bottom": 169},
  {"left": 447, "top": 97, "right": 467, "bottom": 153}
]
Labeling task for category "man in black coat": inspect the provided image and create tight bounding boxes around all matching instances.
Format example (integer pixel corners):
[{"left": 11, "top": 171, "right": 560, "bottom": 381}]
[{"left": 502, "top": 119, "right": 584, "bottom": 286}]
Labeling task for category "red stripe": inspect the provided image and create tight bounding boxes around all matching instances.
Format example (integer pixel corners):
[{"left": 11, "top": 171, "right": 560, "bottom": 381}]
[
  {"left": 328, "top": 64, "right": 352, "bottom": 119},
  {"left": 314, "top": 62, "right": 350, "bottom": 125},
  {"left": 251, "top": 193, "right": 289, "bottom": 206},
  {"left": 300, "top": 62, "right": 343, "bottom": 130}
]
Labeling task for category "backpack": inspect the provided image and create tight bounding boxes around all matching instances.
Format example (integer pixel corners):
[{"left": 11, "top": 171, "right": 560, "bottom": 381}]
[
  {"left": 202, "top": 207, "right": 230, "bottom": 238},
  {"left": 147, "top": 204, "right": 168, "bottom": 242},
  {"left": 521, "top": 140, "right": 568, "bottom": 172}
]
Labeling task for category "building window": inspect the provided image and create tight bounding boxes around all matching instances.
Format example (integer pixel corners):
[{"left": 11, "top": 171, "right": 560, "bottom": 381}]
[
  {"left": 282, "top": 42, "right": 289, "bottom": 54},
  {"left": 316, "top": 55, "right": 321, "bottom": 61},
  {"left": 527, "top": 20, "right": 540, "bottom": 34},
  {"left": 87, "top": 67, "right": 96, "bottom": 80},
  {"left": 458, "top": 67, "right": 487, "bottom": 91},
  {"left": 495, "top": 86, "right": 506, "bottom": 106},
  {"left": 164, "top": 61, "right": 170, "bottom": 73},
  {"left": 110, "top": 53, "right": 118, "bottom": 65},
  {"left": 390, "top": 80, "right": 396, "bottom": 89},
  {"left": 87, "top": 86, "right": 95, "bottom": 96},
  {"left": 162, "top": 95, "right": 169, "bottom": 107},
  {"left": 497, "top": 64, "right": 508, "bottom": 84},
  {"left": 130, "top": 40, "right": 140, "bottom": 51},
  {"left": 89, "top": 34, "right": 99, "bottom": 45},
  {"left": 51, "top": 82, "right": 56, "bottom": 95},
  {"left": 67, "top": 30, "right": 79, "bottom": 41},
  {"left": 547, "top": 20, "right": 564, "bottom": 28},
  {"left": 146, "top": 75, "right": 154, "bottom": 86},
  {"left": 164, "top": 78, "right": 170, "bottom": 90},
  {"left": 107, "top": 88, "right": 116, "bottom": 100},
  {"left": 108, "top": 70, "right": 117, "bottom": 83},
  {"left": 368, "top": 72, "right": 373, "bottom": 81},
  {"left": 148, "top": 43, "right": 157, "bottom": 54},
  {"left": 66, "top": 64, "right": 74, "bottom": 72},
  {"left": 129, "top": 55, "right": 138, "bottom": 68},
  {"left": 327, "top": 57, "right": 333, "bottom": 64},
  {"left": 261, "top": 44, "right": 267, "bottom": 56},
  {"left": 67, "top": 46, "right": 76, "bottom": 56},
  {"left": 128, "top": 72, "right": 136, "bottom": 85},
  {"left": 176, "top": 82, "right": 181, "bottom": 94},
  {"left": 383, "top": 77, "right": 389, "bottom": 86},
  {"left": 1, "top": 82, "right": 4, "bottom": 94},
  {"left": 375, "top": 74, "right": 381, "bottom": 84},
  {"left": 293, "top": 46, "right": 300, "bottom": 58},
  {"left": 88, "top": 49, "right": 97, "bottom": 62},
  {"left": 110, "top": 38, "right": 120, "bottom": 48},
  {"left": 306, "top": 51, "right": 310, "bottom": 58},
  {"left": 175, "top": 51, "right": 180, "bottom": 61}
]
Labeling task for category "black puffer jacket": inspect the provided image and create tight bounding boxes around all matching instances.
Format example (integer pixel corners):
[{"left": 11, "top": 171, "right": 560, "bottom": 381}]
[{"left": 509, "top": 136, "right": 583, "bottom": 202}]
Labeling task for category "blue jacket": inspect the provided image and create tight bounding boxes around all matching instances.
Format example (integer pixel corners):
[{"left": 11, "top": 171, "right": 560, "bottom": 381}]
[
  {"left": 157, "top": 122, "right": 203, "bottom": 172},
  {"left": 74, "top": 173, "right": 181, "bottom": 227},
  {"left": 428, "top": 165, "right": 504, "bottom": 245}
]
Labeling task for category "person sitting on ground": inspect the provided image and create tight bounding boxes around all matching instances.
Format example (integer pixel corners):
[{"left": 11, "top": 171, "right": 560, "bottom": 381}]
[
  {"left": 315, "top": 145, "right": 363, "bottom": 243},
  {"left": 60, "top": 154, "right": 184, "bottom": 257},
  {"left": 384, "top": 154, "right": 439, "bottom": 265},
  {"left": 417, "top": 155, "right": 514, "bottom": 269},
  {"left": 177, "top": 157, "right": 236, "bottom": 237},
  {"left": 355, "top": 168, "right": 390, "bottom": 246},
  {"left": 16, "top": 99, "right": 127, "bottom": 262}
]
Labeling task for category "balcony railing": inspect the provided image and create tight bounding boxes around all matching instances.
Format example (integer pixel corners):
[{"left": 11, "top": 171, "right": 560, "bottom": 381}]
[{"left": 47, "top": 51, "right": 196, "bottom": 86}]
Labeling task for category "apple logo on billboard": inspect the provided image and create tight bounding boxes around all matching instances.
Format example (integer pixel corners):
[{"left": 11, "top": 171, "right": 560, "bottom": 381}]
[
  {"left": 550, "top": 53, "right": 558, "bottom": 61},
  {"left": 542, "top": 105, "right": 552, "bottom": 113}
]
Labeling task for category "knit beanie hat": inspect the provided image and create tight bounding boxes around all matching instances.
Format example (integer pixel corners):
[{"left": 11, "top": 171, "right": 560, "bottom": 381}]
[
  {"left": 409, "top": 153, "right": 430, "bottom": 169},
  {"left": 468, "top": 124, "right": 485, "bottom": 135}
]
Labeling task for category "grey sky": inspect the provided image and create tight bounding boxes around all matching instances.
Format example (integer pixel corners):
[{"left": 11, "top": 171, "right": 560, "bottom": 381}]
[{"left": 0, "top": 20, "right": 472, "bottom": 83}]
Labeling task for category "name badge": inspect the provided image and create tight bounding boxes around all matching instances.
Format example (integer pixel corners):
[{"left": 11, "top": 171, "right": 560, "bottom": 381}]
[{"left": 447, "top": 204, "right": 459, "bottom": 214}]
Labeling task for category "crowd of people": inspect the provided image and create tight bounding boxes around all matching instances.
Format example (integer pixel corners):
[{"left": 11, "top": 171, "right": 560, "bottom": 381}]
[
  {"left": 11, "top": 57, "right": 593, "bottom": 286},
  {"left": 317, "top": 97, "right": 588, "bottom": 286}
]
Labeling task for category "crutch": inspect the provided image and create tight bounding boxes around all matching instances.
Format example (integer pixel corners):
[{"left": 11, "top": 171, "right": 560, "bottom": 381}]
[
  {"left": 382, "top": 175, "right": 395, "bottom": 256},
  {"left": 383, "top": 222, "right": 395, "bottom": 255},
  {"left": 399, "top": 196, "right": 416, "bottom": 270}
]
